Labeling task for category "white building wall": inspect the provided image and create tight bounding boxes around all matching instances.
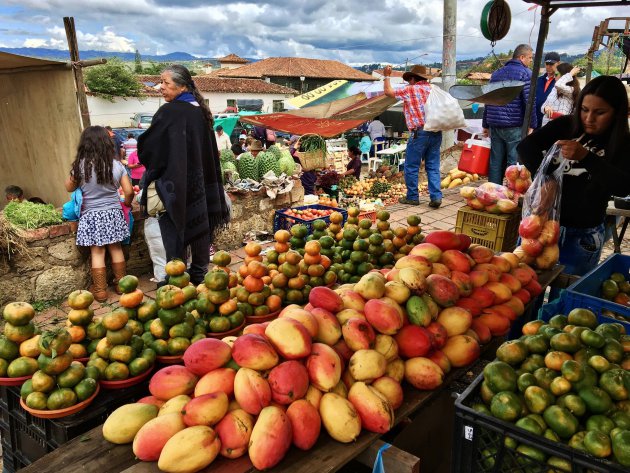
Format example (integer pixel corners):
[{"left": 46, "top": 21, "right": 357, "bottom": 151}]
[
  {"left": 88, "top": 96, "right": 163, "bottom": 127},
  {"left": 88, "top": 91, "right": 295, "bottom": 127}
]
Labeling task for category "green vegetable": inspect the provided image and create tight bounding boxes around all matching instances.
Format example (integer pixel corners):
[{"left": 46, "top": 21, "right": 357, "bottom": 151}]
[
  {"left": 3, "top": 201, "right": 62, "bottom": 229},
  {"left": 298, "top": 134, "right": 326, "bottom": 153}
]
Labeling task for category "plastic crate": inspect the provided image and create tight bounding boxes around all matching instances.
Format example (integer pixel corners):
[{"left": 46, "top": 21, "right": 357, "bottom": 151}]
[
  {"left": 453, "top": 374, "right": 627, "bottom": 473},
  {"left": 455, "top": 206, "right": 520, "bottom": 252},
  {"left": 564, "top": 253, "right": 630, "bottom": 322},
  {"left": 538, "top": 290, "right": 630, "bottom": 332},
  {"left": 0, "top": 380, "right": 148, "bottom": 465},
  {"left": 2, "top": 449, "right": 28, "bottom": 473},
  {"left": 358, "top": 210, "right": 377, "bottom": 224},
  {"left": 273, "top": 205, "right": 347, "bottom": 234}
]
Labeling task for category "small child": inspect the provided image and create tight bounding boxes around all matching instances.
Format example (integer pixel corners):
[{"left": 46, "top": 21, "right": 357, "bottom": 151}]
[
  {"left": 65, "top": 126, "right": 134, "bottom": 302},
  {"left": 126, "top": 150, "right": 145, "bottom": 186}
]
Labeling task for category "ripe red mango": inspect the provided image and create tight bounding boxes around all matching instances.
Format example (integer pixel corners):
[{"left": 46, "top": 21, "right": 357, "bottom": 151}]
[
  {"left": 470, "top": 286, "right": 496, "bottom": 308},
  {"left": 268, "top": 361, "right": 310, "bottom": 405},
  {"left": 442, "top": 335, "right": 481, "bottom": 368},
  {"left": 426, "top": 321, "right": 448, "bottom": 349},
  {"left": 524, "top": 278, "right": 543, "bottom": 297},
  {"left": 476, "top": 313, "right": 510, "bottom": 336},
  {"left": 309, "top": 286, "right": 344, "bottom": 313},
  {"left": 149, "top": 365, "right": 199, "bottom": 401},
  {"left": 426, "top": 274, "right": 460, "bottom": 307},
  {"left": 232, "top": 333, "right": 279, "bottom": 371},
  {"left": 364, "top": 299, "right": 404, "bottom": 335},
  {"left": 467, "top": 245, "right": 494, "bottom": 264},
  {"left": 132, "top": 412, "right": 186, "bottom": 461},
  {"left": 394, "top": 325, "right": 433, "bottom": 359},
  {"left": 451, "top": 270, "right": 473, "bottom": 296},
  {"left": 183, "top": 338, "right": 232, "bottom": 376},
  {"left": 513, "top": 288, "right": 532, "bottom": 305},
  {"left": 424, "top": 230, "right": 462, "bottom": 251},
  {"left": 248, "top": 406, "right": 293, "bottom": 470},
  {"left": 215, "top": 409, "right": 254, "bottom": 459},
  {"left": 286, "top": 399, "right": 321, "bottom": 450},
  {"left": 470, "top": 319, "right": 492, "bottom": 344},
  {"left": 455, "top": 297, "right": 483, "bottom": 316}
]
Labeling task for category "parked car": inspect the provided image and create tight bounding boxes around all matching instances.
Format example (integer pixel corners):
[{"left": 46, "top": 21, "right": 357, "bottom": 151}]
[
  {"left": 112, "top": 127, "right": 146, "bottom": 143},
  {"left": 130, "top": 113, "right": 154, "bottom": 129}
]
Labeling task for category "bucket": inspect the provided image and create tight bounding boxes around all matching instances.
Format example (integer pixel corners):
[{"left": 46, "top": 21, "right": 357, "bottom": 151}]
[{"left": 458, "top": 137, "right": 490, "bottom": 176}]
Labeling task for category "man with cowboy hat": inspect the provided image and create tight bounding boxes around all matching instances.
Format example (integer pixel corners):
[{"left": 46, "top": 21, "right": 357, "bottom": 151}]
[
  {"left": 249, "top": 139, "right": 264, "bottom": 157},
  {"left": 384, "top": 64, "right": 442, "bottom": 208}
]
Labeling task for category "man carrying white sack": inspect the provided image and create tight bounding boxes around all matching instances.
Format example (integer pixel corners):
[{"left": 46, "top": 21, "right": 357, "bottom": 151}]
[{"left": 384, "top": 65, "right": 442, "bottom": 208}]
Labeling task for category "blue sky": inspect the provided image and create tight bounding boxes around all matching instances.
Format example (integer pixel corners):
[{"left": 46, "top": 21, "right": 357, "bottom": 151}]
[{"left": 0, "top": 1, "right": 627, "bottom": 65}]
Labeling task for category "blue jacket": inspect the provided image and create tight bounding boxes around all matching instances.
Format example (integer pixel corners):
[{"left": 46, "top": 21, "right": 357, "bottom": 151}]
[
  {"left": 483, "top": 59, "right": 537, "bottom": 129},
  {"left": 534, "top": 74, "right": 555, "bottom": 129}
]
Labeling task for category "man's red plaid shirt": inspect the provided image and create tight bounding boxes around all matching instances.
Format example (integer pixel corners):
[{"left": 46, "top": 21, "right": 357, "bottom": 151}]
[{"left": 394, "top": 83, "right": 432, "bottom": 131}]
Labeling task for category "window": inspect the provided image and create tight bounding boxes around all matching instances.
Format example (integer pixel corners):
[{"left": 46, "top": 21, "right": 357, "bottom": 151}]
[
  {"left": 273, "top": 100, "right": 284, "bottom": 112},
  {"left": 204, "top": 99, "right": 210, "bottom": 107},
  {"left": 227, "top": 99, "right": 237, "bottom": 109}
]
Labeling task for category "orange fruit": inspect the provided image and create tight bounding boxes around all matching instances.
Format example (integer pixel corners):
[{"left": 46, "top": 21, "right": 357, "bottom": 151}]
[
  {"left": 66, "top": 325, "right": 86, "bottom": 343},
  {"left": 285, "top": 250, "right": 302, "bottom": 265},
  {"left": 272, "top": 273, "right": 288, "bottom": 288},
  {"left": 275, "top": 230, "right": 291, "bottom": 243},
  {"left": 266, "top": 295, "right": 282, "bottom": 312},
  {"left": 243, "top": 275, "right": 265, "bottom": 293},
  {"left": 407, "top": 225, "right": 421, "bottom": 236},
  {"left": 165, "top": 259, "right": 186, "bottom": 276},
  {"left": 320, "top": 255, "right": 331, "bottom": 269},
  {"left": 274, "top": 242, "right": 289, "bottom": 253},
  {"left": 329, "top": 212, "right": 343, "bottom": 224},
  {"left": 219, "top": 299, "right": 238, "bottom": 315},
  {"left": 307, "top": 264, "right": 325, "bottom": 277},
  {"left": 262, "top": 276, "right": 272, "bottom": 285},
  {"left": 245, "top": 241, "right": 262, "bottom": 256},
  {"left": 238, "top": 264, "right": 249, "bottom": 277},
  {"left": 303, "top": 253, "right": 322, "bottom": 265},
  {"left": 248, "top": 292, "right": 266, "bottom": 307},
  {"left": 244, "top": 255, "right": 263, "bottom": 264},
  {"left": 393, "top": 236, "right": 406, "bottom": 248},
  {"left": 247, "top": 260, "right": 267, "bottom": 278},
  {"left": 393, "top": 227, "right": 407, "bottom": 238},
  {"left": 288, "top": 277, "right": 306, "bottom": 290},
  {"left": 269, "top": 269, "right": 279, "bottom": 278},
  {"left": 304, "top": 240, "right": 322, "bottom": 256}
]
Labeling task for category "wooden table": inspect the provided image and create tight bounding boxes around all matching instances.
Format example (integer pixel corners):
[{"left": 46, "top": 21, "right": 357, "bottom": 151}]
[
  {"left": 605, "top": 204, "right": 630, "bottom": 253},
  {"left": 21, "top": 266, "right": 564, "bottom": 473}
]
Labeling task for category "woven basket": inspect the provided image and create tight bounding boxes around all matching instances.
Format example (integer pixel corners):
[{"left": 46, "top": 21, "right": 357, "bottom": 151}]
[{"left": 295, "top": 134, "right": 327, "bottom": 171}]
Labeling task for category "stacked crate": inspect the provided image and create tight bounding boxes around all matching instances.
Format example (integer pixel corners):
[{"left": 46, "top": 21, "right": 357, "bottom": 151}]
[{"left": 326, "top": 138, "right": 349, "bottom": 173}]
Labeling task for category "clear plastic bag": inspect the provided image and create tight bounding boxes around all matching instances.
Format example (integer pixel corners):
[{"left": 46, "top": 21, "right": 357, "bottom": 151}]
[
  {"left": 423, "top": 86, "right": 466, "bottom": 132},
  {"left": 516, "top": 143, "right": 566, "bottom": 269}
]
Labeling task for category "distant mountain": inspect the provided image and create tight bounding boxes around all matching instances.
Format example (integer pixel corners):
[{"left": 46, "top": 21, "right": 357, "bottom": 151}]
[{"left": 0, "top": 47, "right": 209, "bottom": 62}]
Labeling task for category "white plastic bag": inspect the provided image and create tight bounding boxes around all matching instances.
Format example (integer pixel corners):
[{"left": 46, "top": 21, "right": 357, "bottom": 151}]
[
  {"left": 423, "top": 86, "right": 466, "bottom": 132},
  {"left": 144, "top": 217, "right": 167, "bottom": 281}
]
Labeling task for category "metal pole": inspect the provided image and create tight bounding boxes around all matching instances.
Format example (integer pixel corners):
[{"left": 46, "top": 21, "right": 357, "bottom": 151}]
[
  {"left": 442, "top": 0, "right": 457, "bottom": 151},
  {"left": 523, "top": 7, "right": 553, "bottom": 138}
]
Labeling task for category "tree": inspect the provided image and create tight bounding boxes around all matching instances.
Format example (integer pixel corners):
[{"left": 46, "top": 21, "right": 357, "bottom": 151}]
[
  {"left": 134, "top": 49, "right": 143, "bottom": 74},
  {"left": 143, "top": 61, "right": 167, "bottom": 75},
  {"left": 84, "top": 58, "right": 143, "bottom": 101}
]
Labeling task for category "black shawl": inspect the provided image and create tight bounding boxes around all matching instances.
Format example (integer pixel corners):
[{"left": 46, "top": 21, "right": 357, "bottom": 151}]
[{"left": 138, "top": 101, "right": 230, "bottom": 245}]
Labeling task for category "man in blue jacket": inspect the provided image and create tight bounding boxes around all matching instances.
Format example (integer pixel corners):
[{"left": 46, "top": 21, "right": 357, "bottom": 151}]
[
  {"left": 534, "top": 52, "right": 561, "bottom": 129},
  {"left": 482, "top": 44, "right": 537, "bottom": 184}
]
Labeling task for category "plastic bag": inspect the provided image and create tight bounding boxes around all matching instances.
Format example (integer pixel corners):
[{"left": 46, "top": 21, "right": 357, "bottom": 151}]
[
  {"left": 423, "top": 86, "right": 466, "bottom": 132},
  {"left": 61, "top": 188, "right": 82, "bottom": 221},
  {"left": 460, "top": 182, "right": 519, "bottom": 214},
  {"left": 516, "top": 143, "right": 565, "bottom": 269}
]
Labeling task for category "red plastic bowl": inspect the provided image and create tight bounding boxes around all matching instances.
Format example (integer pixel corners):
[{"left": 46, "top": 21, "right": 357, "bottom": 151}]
[
  {"left": 155, "top": 355, "right": 184, "bottom": 365},
  {"left": 99, "top": 366, "right": 154, "bottom": 389},
  {"left": 245, "top": 310, "right": 280, "bottom": 325},
  {"left": 206, "top": 321, "right": 246, "bottom": 339},
  {"left": 20, "top": 384, "right": 100, "bottom": 419},
  {"left": 0, "top": 375, "right": 33, "bottom": 387}
]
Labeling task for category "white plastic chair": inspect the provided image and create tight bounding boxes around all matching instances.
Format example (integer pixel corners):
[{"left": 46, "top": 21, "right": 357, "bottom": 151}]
[
  {"left": 368, "top": 157, "right": 383, "bottom": 172},
  {"left": 360, "top": 152, "right": 370, "bottom": 164}
]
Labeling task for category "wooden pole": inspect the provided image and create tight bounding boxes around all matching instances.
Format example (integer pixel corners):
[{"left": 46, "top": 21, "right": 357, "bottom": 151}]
[{"left": 63, "top": 16, "right": 91, "bottom": 128}]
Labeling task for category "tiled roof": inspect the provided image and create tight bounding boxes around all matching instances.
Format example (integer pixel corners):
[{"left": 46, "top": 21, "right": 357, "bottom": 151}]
[
  {"left": 212, "top": 57, "right": 376, "bottom": 81},
  {"left": 373, "top": 69, "right": 404, "bottom": 77},
  {"left": 193, "top": 76, "right": 298, "bottom": 94},
  {"left": 135, "top": 74, "right": 298, "bottom": 95},
  {"left": 218, "top": 53, "right": 249, "bottom": 64},
  {"left": 465, "top": 72, "right": 492, "bottom": 81}
]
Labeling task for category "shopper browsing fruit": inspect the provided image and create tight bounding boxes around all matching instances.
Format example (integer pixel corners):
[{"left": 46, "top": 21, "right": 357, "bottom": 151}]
[
  {"left": 518, "top": 75, "right": 630, "bottom": 276},
  {"left": 383, "top": 64, "right": 442, "bottom": 208},
  {"left": 65, "top": 126, "right": 134, "bottom": 302},
  {"left": 342, "top": 146, "right": 363, "bottom": 179},
  {"left": 139, "top": 64, "right": 231, "bottom": 286}
]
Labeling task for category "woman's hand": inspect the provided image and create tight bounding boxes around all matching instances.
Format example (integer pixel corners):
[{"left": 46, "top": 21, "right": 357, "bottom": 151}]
[
  {"left": 571, "top": 66, "right": 580, "bottom": 76},
  {"left": 556, "top": 140, "right": 589, "bottom": 161},
  {"left": 544, "top": 106, "right": 553, "bottom": 118},
  {"left": 383, "top": 65, "right": 392, "bottom": 78}
]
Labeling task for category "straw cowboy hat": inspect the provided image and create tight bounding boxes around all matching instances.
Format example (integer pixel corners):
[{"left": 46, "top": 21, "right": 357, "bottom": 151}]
[
  {"left": 402, "top": 65, "right": 436, "bottom": 82},
  {"left": 249, "top": 140, "right": 264, "bottom": 151}
]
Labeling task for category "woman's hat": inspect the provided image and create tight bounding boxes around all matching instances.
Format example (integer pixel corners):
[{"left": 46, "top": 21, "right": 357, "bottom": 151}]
[
  {"left": 402, "top": 65, "right": 436, "bottom": 82},
  {"left": 249, "top": 140, "right": 264, "bottom": 151},
  {"left": 239, "top": 134, "right": 247, "bottom": 140}
]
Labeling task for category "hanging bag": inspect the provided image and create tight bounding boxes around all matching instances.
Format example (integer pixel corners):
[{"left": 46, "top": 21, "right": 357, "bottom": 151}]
[
  {"left": 423, "top": 85, "right": 466, "bottom": 132},
  {"left": 62, "top": 188, "right": 83, "bottom": 221},
  {"left": 146, "top": 181, "right": 165, "bottom": 217},
  {"left": 518, "top": 143, "right": 567, "bottom": 269}
]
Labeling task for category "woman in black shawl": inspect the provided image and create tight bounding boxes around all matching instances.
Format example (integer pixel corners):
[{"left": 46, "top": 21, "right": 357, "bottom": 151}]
[{"left": 138, "top": 64, "right": 230, "bottom": 285}]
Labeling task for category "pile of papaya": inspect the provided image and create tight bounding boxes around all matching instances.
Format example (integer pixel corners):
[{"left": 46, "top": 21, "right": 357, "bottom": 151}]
[
  {"left": 474, "top": 307, "right": 630, "bottom": 469},
  {"left": 21, "top": 328, "right": 98, "bottom": 410}
]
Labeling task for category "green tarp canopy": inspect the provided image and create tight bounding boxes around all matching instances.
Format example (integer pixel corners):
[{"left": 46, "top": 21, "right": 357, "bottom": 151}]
[{"left": 213, "top": 111, "right": 260, "bottom": 136}]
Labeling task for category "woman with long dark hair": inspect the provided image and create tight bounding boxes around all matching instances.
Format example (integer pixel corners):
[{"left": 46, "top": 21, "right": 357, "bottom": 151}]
[
  {"left": 138, "top": 64, "right": 230, "bottom": 286},
  {"left": 540, "top": 62, "right": 581, "bottom": 126},
  {"left": 518, "top": 75, "right": 630, "bottom": 276},
  {"left": 65, "top": 126, "right": 134, "bottom": 301}
]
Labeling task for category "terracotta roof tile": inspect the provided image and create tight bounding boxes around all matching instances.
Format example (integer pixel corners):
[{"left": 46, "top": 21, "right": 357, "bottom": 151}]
[
  {"left": 465, "top": 72, "right": 492, "bottom": 81},
  {"left": 135, "top": 74, "right": 298, "bottom": 95},
  {"left": 213, "top": 57, "right": 376, "bottom": 81},
  {"left": 374, "top": 69, "right": 404, "bottom": 78},
  {"left": 218, "top": 53, "right": 249, "bottom": 64}
]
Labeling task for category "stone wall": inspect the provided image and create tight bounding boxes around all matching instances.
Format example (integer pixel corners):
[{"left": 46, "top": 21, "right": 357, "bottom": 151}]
[
  {"left": 215, "top": 180, "right": 305, "bottom": 249},
  {"left": 0, "top": 211, "right": 153, "bottom": 308}
]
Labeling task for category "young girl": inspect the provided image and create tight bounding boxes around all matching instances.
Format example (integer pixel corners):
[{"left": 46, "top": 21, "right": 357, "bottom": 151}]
[
  {"left": 541, "top": 63, "right": 581, "bottom": 126},
  {"left": 65, "top": 126, "right": 134, "bottom": 302}
]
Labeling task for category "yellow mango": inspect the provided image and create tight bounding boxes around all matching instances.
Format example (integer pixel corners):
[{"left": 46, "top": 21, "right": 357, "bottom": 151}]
[{"left": 103, "top": 403, "right": 158, "bottom": 444}]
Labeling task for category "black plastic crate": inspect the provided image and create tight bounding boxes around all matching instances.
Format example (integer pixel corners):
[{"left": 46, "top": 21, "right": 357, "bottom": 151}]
[
  {"left": 273, "top": 205, "right": 348, "bottom": 234},
  {"left": 0, "top": 380, "right": 149, "bottom": 464},
  {"left": 452, "top": 374, "right": 627, "bottom": 473},
  {"left": 2, "top": 449, "right": 28, "bottom": 473}
]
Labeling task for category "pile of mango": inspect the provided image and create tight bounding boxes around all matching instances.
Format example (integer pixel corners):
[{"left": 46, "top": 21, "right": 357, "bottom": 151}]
[
  {"left": 474, "top": 309, "right": 630, "bottom": 469},
  {"left": 440, "top": 167, "right": 480, "bottom": 189}
]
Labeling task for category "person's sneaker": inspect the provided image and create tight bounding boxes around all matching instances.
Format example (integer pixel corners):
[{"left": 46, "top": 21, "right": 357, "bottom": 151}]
[
  {"left": 398, "top": 197, "right": 420, "bottom": 206},
  {"left": 429, "top": 199, "right": 442, "bottom": 209}
]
